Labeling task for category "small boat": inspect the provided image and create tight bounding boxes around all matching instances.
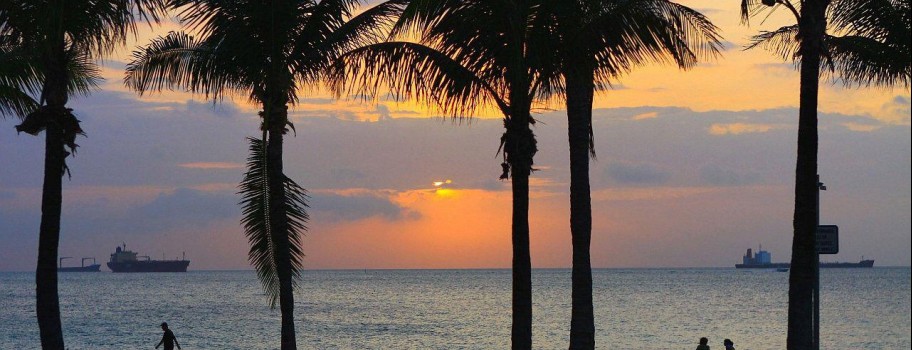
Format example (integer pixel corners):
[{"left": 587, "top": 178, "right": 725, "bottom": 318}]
[{"left": 58, "top": 257, "right": 101, "bottom": 272}]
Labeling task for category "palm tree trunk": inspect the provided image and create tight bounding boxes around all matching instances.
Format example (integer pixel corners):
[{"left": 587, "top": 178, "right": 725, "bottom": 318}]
[
  {"left": 36, "top": 42, "right": 69, "bottom": 349},
  {"left": 266, "top": 105, "right": 297, "bottom": 350},
  {"left": 787, "top": 1, "right": 827, "bottom": 349},
  {"left": 511, "top": 170, "right": 533, "bottom": 350},
  {"left": 566, "top": 71, "right": 595, "bottom": 350},
  {"left": 506, "top": 107, "right": 535, "bottom": 350},
  {"left": 36, "top": 118, "right": 66, "bottom": 350}
]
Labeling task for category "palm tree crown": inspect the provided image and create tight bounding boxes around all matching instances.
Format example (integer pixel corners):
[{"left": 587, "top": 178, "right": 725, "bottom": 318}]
[
  {"left": 744, "top": 0, "right": 910, "bottom": 88},
  {"left": 125, "top": 1, "right": 403, "bottom": 348}
]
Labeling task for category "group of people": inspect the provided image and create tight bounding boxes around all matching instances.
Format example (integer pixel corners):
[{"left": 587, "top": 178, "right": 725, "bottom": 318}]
[
  {"left": 156, "top": 322, "right": 741, "bottom": 349},
  {"left": 697, "top": 337, "right": 735, "bottom": 350}
]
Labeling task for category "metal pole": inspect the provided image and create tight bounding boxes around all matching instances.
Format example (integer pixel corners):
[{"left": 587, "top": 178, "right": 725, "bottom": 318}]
[{"left": 815, "top": 175, "right": 823, "bottom": 350}]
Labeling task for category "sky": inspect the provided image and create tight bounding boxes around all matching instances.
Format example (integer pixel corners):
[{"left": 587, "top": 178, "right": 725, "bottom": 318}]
[{"left": 0, "top": 1, "right": 909, "bottom": 271}]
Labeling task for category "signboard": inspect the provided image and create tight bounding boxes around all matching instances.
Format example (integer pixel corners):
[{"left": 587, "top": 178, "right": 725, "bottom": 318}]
[{"left": 817, "top": 225, "right": 839, "bottom": 254}]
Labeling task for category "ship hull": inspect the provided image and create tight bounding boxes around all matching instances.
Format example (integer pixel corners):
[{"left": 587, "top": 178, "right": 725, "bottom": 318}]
[
  {"left": 58, "top": 264, "right": 102, "bottom": 272},
  {"left": 107, "top": 260, "right": 190, "bottom": 272},
  {"left": 736, "top": 260, "right": 874, "bottom": 269}
]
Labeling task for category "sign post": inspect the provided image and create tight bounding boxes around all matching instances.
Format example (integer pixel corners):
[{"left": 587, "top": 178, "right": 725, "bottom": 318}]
[
  {"left": 814, "top": 176, "right": 825, "bottom": 350},
  {"left": 817, "top": 225, "right": 839, "bottom": 255}
]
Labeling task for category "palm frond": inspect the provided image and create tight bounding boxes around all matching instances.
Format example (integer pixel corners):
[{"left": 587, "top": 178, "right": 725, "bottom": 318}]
[
  {"left": 239, "top": 137, "right": 279, "bottom": 307},
  {"left": 0, "top": 35, "right": 40, "bottom": 118},
  {"left": 746, "top": 0, "right": 910, "bottom": 88},
  {"left": 583, "top": 0, "right": 724, "bottom": 82},
  {"left": 327, "top": 41, "right": 508, "bottom": 117},
  {"left": 740, "top": 0, "right": 801, "bottom": 25},
  {"left": 747, "top": 24, "right": 800, "bottom": 59},
  {"left": 389, "top": 0, "right": 459, "bottom": 39},
  {"left": 62, "top": 47, "right": 102, "bottom": 98},
  {"left": 827, "top": 34, "right": 911, "bottom": 87},
  {"left": 0, "top": 35, "right": 43, "bottom": 97},
  {"left": 292, "top": 0, "right": 406, "bottom": 87},
  {"left": 78, "top": 0, "right": 168, "bottom": 57},
  {"left": 239, "top": 137, "right": 309, "bottom": 308},
  {"left": 830, "top": 0, "right": 907, "bottom": 39},
  {"left": 282, "top": 169, "right": 310, "bottom": 285},
  {"left": 828, "top": 0, "right": 910, "bottom": 87},
  {"left": 0, "top": 85, "right": 37, "bottom": 118},
  {"left": 124, "top": 31, "right": 251, "bottom": 100},
  {"left": 0, "top": 0, "right": 167, "bottom": 58}
]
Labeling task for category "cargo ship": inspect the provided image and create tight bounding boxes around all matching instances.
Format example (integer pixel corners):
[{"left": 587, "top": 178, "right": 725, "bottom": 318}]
[
  {"left": 58, "top": 257, "right": 101, "bottom": 272},
  {"left": 736, "top": 247, "right": 874, "bottom": 269},
  {"left": 107, "top": 244, "right": 190, "bottom": 272}
]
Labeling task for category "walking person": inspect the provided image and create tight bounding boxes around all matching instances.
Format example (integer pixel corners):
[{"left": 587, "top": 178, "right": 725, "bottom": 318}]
[
  {"left": 155, "top": 322, "right": 181, "bottom": 350},
  {"left": 696, "top": 337, "right": 711, "bottom": 350},
  {"left": 723, "top": 338, "right": 735, "bottom": 350}
]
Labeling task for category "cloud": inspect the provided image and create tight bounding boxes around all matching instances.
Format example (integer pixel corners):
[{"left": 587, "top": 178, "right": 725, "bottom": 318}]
[
  {"left": 376, "top": 104, "right": 392, "bottom": 121},
  {"left": 699, "top": 164, "right": 761, "bottom": 186},
  {"left": 840, "top": 122, "right": 882, "bottom": 132},
  {"left": 717, "top": 40, "right": 739, "bottom": 51},
  {"left": 632, "top": 111, "right": 659, "bottom": 120},
  {"left": 299, "top": 97, "right": 337, "bottom": 105},
  {"left": 309, "top": 191, "right": 420, "bottom": 223},
  {"left": 329, "top": 168, "right": 367, "bottom": 183},
  {"left": 709, "top": 123, "right": 781, "bottom": 135},
  {"left": 882, "top": 95, "right": 911, "bottom": 124},
  {"left": 116, "top": 188, "right": 239, "bottom": 233},
  {"left": 694, "top": 7, "right": 721, "bottom": 15},
  {"left": 604, "top": 162, "right": 670, "bottom": 185},
  {"left": 752, "top": 62, "right": 796, "bottom": 77},
  {"left": 186, "top": 99, "right": 242, "bottom": 119}
]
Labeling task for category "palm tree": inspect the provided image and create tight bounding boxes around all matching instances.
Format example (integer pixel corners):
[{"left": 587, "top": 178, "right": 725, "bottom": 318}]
[
  {"left": 124, "top": 1, "right": 403, "bottom": 348},
  {"left": 327, "top": 1, "right": 557, "bottom": 348},
  {"left": 741, "top": 0, "right": 909, "bottom": 348},
  {"left": 542, "top": 1, "right": 722, "bottom": 348},
  {"left": 0, "top": 2, "right": 163, "bottom": 349}
]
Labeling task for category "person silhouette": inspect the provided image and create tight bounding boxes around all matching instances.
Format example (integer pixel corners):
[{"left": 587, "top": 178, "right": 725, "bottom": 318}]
[
  {"left": 723, "top": 338, "right": 736, "bottom": 350},
  {"left": 155, "top": 322, "right": 181, "bottom": 350},
  {"left": 696, "top": 337, "right": 710, "bottom": 350}
]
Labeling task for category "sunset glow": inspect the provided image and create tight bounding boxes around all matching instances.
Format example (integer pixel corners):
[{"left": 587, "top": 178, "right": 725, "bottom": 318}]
[{"left": 0, "top": 1, "right": 908, "bottom": 272}]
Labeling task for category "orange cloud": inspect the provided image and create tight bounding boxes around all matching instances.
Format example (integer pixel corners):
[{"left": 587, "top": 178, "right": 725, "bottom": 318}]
[
  {"left": 633, "top": 111, "right": 659, "bottom": 120},
  {"left": 708, "top": 123, "right": 782, "bottom": 135}
]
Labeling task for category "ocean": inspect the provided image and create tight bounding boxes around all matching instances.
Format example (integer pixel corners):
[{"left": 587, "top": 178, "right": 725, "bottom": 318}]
[{"left": 1, "top": 268, "right": 909, "bottom": 349}]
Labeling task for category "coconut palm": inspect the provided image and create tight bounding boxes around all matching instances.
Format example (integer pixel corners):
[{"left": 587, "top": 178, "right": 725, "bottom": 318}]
[
  {"left": 124, "top": 1, "right": 403, "bottom": 348},
  {"left": 0, "top": 1, "right": 163, "bottom": 349},
  {"left": 540, "top": 1, "right": 722, "bottom": 347},
  {"left": 741, "top": 0, "right": 910, "bottom": 348},
  {"left": 327, "top": 1, "right": 558, "bottom": 348}
]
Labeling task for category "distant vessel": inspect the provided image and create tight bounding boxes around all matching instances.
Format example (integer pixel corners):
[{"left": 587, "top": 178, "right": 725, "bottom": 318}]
[
  {"left": 58, "top": 257, "right": 101, "bottom": 272},
  {"left": 736, "top": 247, "right": 874, "bottom": 269},
  {"left": 107, "top": 244, "right": 190, "bottom": 272}
]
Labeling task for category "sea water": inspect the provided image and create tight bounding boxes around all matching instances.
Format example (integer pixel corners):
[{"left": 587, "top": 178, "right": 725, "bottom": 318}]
[{"left": 1, "top": 268, "right": 909, "bottom": 349}]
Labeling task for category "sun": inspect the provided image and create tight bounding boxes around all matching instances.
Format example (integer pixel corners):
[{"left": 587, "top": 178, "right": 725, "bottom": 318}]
[
  {"left": 432, "top": 179, "right": 456, "bottom": 198},
  {"left": 433, "top": 179, "right": 452, "bottom": 187}
]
